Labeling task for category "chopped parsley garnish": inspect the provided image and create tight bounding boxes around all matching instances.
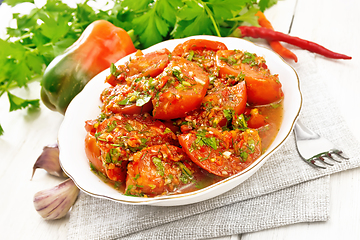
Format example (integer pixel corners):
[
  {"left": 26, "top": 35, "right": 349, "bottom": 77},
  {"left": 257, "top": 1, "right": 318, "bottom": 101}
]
[
  {"left": 106, "top": 120, "right": 117, "bottom": 132},
  {"left": 223, "top": 109, "right": 235, "bottom": 122},
  {"left": 118, "top": 91, "right": 151, "bottom": 107},
  {"left": 124, "top": 123, "right": 134, "bottom": 132},
  {"left": 110, "top": 63, "right": 120, "bottom": 77},
  {"left": 219, "top": 56, "right": 237, "bottom": 65},
  {"left": 195, "top": 129, "right": 218, "bottom": 150},
  {"left": 187, "top": 50, "right": 195, "bottom": 61},
  {"left": 133, "top": 174, "right": 140, "bottom": 181},
  {"left": 164, "top": 128, "right": 173, "bottom": 134},
  {"left": 118, "top": 97, "right": 132, "bottom": 106},
  {"left": 233, "top": 114, "right": 248, "bottom": 131},
  {"left": 178, "top": 162, "right": 193, "bottom": 184},
  {"left": 242, "top": 52, "right": 257, "bottom": 66},
  {"left": 152, "top": 157, "right": 165, "bottom": 176}
]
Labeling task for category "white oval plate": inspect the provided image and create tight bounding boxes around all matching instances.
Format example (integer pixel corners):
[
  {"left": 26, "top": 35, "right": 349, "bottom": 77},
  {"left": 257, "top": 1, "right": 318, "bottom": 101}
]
[{"left": 58, "top": 35, "right": 302, "bottom": 206}]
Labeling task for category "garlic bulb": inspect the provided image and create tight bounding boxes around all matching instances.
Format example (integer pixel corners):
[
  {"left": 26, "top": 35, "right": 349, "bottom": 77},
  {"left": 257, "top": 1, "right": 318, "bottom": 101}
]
[
  {"left": 32, "top": 143, "right": 67, "bottom": 179},
  {"left": 33, "top": 178, "right": 79, "bottom": 220}
]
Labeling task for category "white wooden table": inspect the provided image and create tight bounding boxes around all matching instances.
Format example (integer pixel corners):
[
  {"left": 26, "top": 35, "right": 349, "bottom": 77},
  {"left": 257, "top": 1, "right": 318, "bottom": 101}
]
[{"left": 1, "top": 0, "right": 359, "bottom": 239}]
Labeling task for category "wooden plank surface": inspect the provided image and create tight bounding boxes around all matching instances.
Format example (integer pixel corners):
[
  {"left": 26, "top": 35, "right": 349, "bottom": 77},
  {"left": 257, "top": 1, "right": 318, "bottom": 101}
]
[{"left": 1, "top": 0, "right": 359, "bottom": 239}]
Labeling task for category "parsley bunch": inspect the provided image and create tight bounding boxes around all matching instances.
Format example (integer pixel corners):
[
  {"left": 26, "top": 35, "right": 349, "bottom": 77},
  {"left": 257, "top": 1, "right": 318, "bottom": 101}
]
[{"left": 0, "top": 0, "right": 276, "bottom": 135}]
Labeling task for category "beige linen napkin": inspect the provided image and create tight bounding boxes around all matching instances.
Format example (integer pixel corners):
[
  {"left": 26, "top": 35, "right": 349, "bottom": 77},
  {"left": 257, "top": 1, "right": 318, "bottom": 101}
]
[{"left": 67, "top": 51, "right": 360, "bottom": 240}]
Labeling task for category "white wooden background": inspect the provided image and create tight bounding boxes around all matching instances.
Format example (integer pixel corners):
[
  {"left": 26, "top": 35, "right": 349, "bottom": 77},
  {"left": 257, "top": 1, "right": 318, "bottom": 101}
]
[{"left": 0, "top": 0, "right": 359, "bottom": 239}]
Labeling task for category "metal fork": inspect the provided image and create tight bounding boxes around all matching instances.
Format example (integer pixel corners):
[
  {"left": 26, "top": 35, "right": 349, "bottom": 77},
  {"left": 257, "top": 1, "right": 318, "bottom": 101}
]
[{"left": 294, "top": 120, "right": 349, "bottom": 168}]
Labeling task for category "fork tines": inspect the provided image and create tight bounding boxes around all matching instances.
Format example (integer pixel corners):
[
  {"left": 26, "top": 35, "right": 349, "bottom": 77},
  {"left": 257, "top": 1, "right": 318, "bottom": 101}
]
[{"left": 307, "top": 149, "right": 349, "bottom": 169}]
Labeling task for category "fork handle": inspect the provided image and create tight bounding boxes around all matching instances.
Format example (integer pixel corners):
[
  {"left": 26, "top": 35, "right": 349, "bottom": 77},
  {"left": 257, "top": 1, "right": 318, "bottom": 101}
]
[{"left": 294, "top": 120, "right": 319, "bottom": 140}]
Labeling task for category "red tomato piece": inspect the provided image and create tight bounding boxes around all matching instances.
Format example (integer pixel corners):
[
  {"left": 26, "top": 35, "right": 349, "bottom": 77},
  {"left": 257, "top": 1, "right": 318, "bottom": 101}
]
[
  {"left": 179, "top": 127, "right": 262, "bottom": 177},
  {"left": 105, "top": 74, "right": 118, "bottom": 87},
  {"left": 172, "top": 39, "right": 228, "bottom": 57},
  {"left": 247, "top": 108, "right": 268, "bottom": 129},
  {"left": 105, "top": 161, "right": 128, "bottom": 182},
  {"left": 107, "top": 48, "right": 171, "bottom": 86},
  {"left": 204, "top": 81, "right": 247, "bottom": 121},
  {"left": 125, "top": 144, "right": 198, "bottom": 197},
  {"left": 84, "top": 119, "right": 98, "bottom": 135},
  {"left": 85, "top": 132, "right": 106, "bottom": 175},
  {"left": 127, "top": 48, "right": 171, "bottom": 80},
  {"left": 88, "top": 113, "right": 178, "bottom": 182},
  {"left": 100, "top": 84, "right": 153, "bottom": 115},
  {"left": 152, "top": 56, "right": 210, "bottom": 119},
  {"left": 95, "top": 113, "right": 179, "bottom": 151},
  {"left": 216, "top": 50, "right": 283, "bottom": 105},
  {"left": 181, "top": 81, "right": 247, "bottom": 130}
]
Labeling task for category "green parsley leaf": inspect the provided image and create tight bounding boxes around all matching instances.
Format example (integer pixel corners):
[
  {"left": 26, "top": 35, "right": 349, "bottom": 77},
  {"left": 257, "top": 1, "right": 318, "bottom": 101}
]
[
  {"left": 242, "top": 52, "right": 257, "bottom": 65},
  {"left": 0, "top": 124, "right": 4, "bottom": 136},
  {"left": 124, "top": 123, "right": 134, "bottom": 132},
  {"left": 172, "top": 1, "right": 214, "bottom": 38},
  {"left": 195, "top": 129, "right": 218, "bottom": 150},
  {"left": 233, "top": 114, "right": 248, "bottom": 130},
  {"left": 259, "top": 0, "right": 278, "bottom": 12},
  {"left": 133, "top": 173, "right": 140, "bottom": 181},
  {"left": 223, "top": 109, "right": 235, "bottom": 122},
  {"left": 152, "top": 157, "right": 165, "bottom": 176},
  {"left": 7, "top": 91, "right": 40, "bottom": 112},
  {"left": 110, "top": 63, "right": 119, "bottom": 77},
  {"left": 177, "top": 162, "right": 193, "bottom": 178},
  {"left": 227, "top": 6, "right": 261, "bottom": 27},
  {"left": 118, "top": 97, "right": 132, "bottom": 106},
  {"left": 164, "top": 128, "right": 173, "bottom": 134},
  {"left": 133, "top": 5, "right": 171, "bottom": 49},
  {"left": 3, "top": 0, "right": 34, "bottom": 7},
  {"left": 208, "top": 0, "right": 253, "bottom": 20},
  {"left": 156, "top": 0, "right": 182, "bottom": 26},
  {"left": 121, "top": 0, "right": 152, "bottom": 12},
  {"left": 106, "top": 120, "right": 117, "bottom": 132}
]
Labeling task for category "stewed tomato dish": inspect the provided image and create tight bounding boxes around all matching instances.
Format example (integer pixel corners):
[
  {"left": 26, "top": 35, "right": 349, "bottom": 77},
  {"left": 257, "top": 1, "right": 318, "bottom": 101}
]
[{"left": 84, "top": 39, "right": 284, "bottom": 197}]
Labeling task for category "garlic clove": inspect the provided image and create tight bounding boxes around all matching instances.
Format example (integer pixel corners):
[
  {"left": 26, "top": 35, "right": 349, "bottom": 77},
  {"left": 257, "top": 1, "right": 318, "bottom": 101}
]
[
  {"left": 33, "top": 178, "right": 79, "bottom": 220},
  {"left": 32, "top": 143, "right": 67, "bottom": 179}
]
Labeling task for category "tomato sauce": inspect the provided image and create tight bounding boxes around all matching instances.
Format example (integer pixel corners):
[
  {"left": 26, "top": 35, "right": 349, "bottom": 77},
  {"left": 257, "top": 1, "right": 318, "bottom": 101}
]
[{"left": 85, "top": 39, "right": 283, "bottom": 197}]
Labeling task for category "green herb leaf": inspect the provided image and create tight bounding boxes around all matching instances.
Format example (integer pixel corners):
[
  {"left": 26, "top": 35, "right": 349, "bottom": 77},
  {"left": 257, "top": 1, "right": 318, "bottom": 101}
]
[
  {"left": 152, "top": 157, "right": 165, "bottom": 176},
  {"left": 223, "top": 109, "right": 235, "bottom": 122},
  {"left": 195, "top": 129, "right": 218, "bottom": 150},
  {"left": 133, "top": 7, "right": 168, "bottom": 48},
  {"left": 0, "top": 124, "right": 4, "bottom": 136},
  {"left": 164, "top": 128, "right": 173, "bottom": 134},
  {"left": 124, "top": 123, "right": 134, "bottom": 132},
  {"left": 233, "top": 114, "right": 248, "bottom": 130},
  {"left": 7, "top": 91, "right": 40, "bottom": 112},
  {"left": 110, "top": 63, "right": 119, "bottom": 77},
  {"left": 172, "top": 1, "right": 213, "bottom": 38},
  {"left": 3, "top": 0, "right": 34, "bottom": 7},
  {"left": 106, "top": 120, "right": 117, "bottom": 132},
  {"left": 177, "top": 162, "right": 193, "bottom": 178},
  {"left": 118, "top": 97, "right": 131, "bottom": 106},
  {"left": 242, "top": 52, "right": 257, "bottom": 65},
  {"left": 228, "top": 7, "right": 261, "bottom": 27},
  {"left": 259, "top": 0, "right": 278, "bottom": 12}
]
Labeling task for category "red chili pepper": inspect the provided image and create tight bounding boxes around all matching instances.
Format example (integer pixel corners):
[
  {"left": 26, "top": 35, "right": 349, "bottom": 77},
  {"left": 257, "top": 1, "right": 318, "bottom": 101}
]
[
  {"left": 237, "top": 26, "right": 351, "bottom": 60},
  {"left": 255, "top": 11, "right": 298, "bottom": 62}
]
